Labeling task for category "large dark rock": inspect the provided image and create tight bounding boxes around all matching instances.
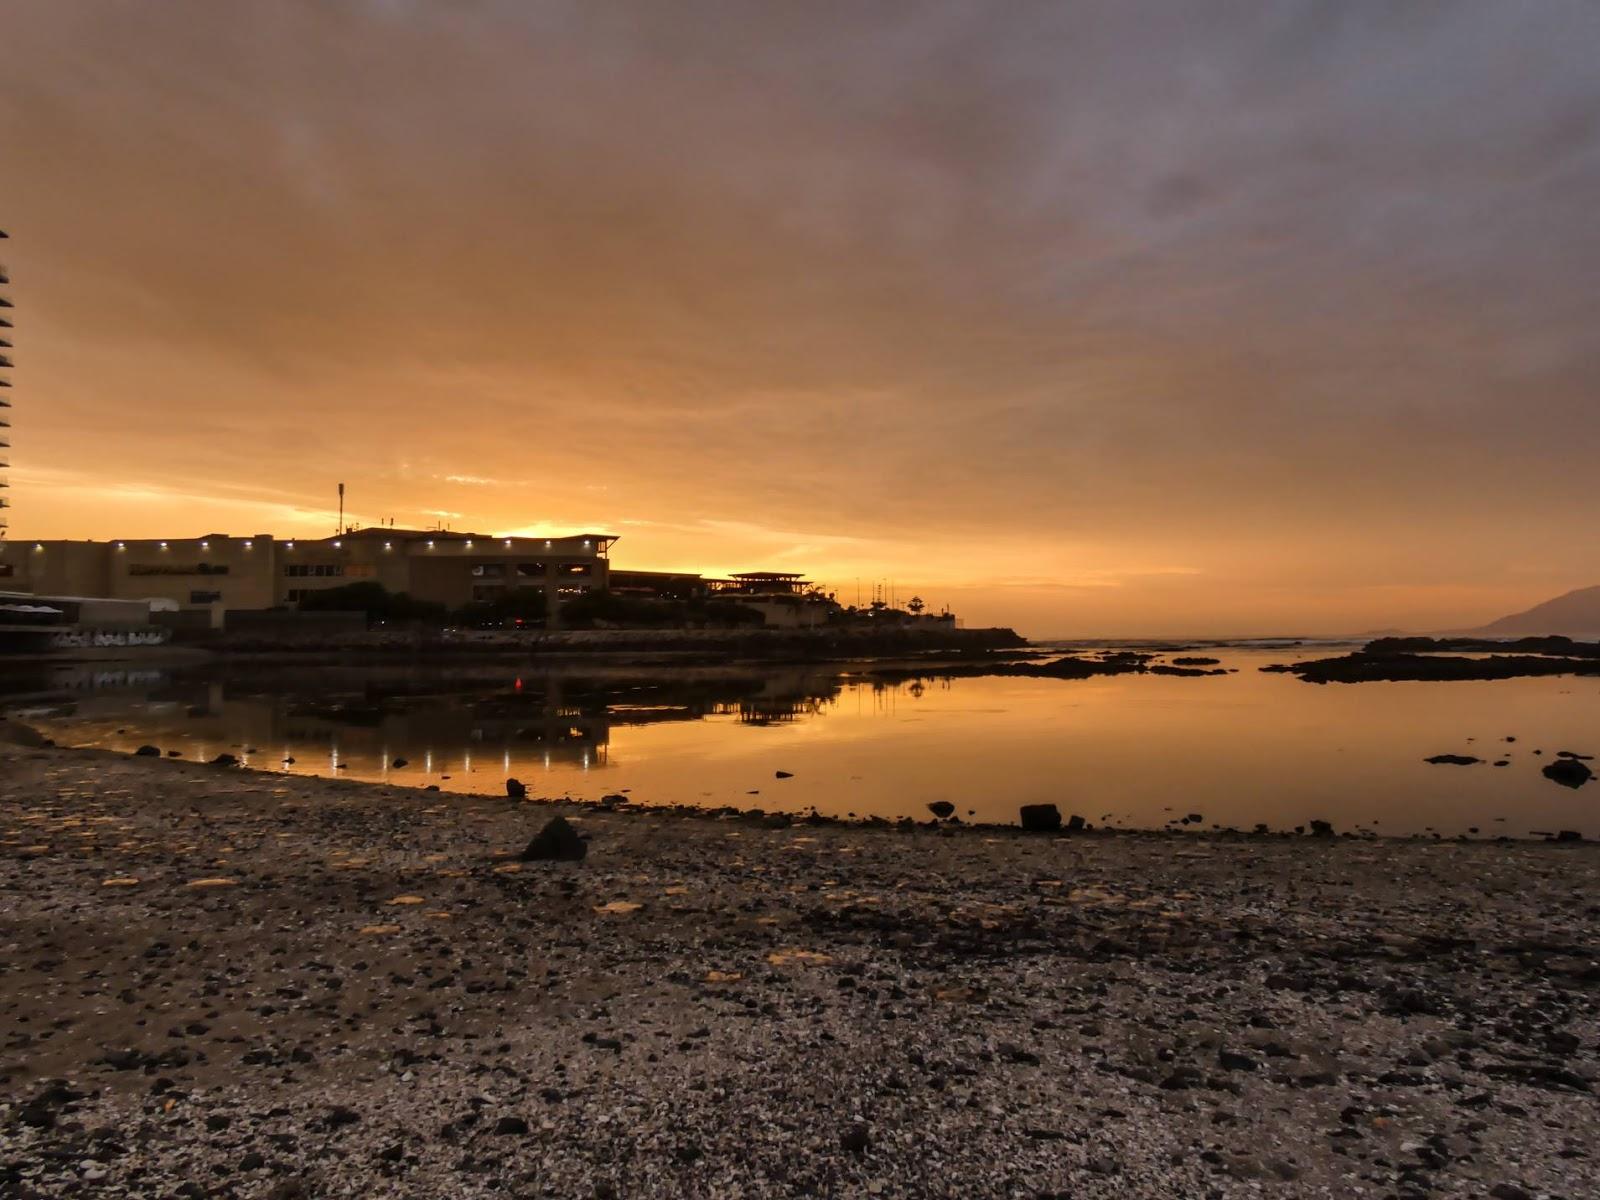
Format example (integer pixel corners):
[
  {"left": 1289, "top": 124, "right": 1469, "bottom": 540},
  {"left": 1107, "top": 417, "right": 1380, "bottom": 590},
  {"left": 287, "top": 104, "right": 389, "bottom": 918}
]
[
  {"left": 1542, "top": 759, "right": 1593, "bottom": 789},
  {"left": 505, "top": 777, "right": 528, "bottom": 800},
  {"left": 1308, "top": 819, "right": 1335, "bottom": 838},
  {"left": 1019, "top": 803, "right": 1061, "bottom": 833},
  {"left": 520, "top": 816, "right": 587, "bottom": 862},
  {"left": 927, "top": 801, "right": 955, "bottom": 819},
  {"left": 1424, "top": 754, "right": 1480, "bottom": 766},
  {"left": 134, "top": 745, "right": 161, "bottom": 757}
]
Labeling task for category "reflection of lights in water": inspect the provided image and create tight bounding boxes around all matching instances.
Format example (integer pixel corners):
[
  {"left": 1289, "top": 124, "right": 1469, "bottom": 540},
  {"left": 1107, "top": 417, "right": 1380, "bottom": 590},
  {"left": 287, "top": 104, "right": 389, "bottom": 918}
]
[
  {"left": 330, "top": 744, "right": 340, "bottom": 773},
  {"left": 424, "top": 748, "right": 433, "bottom": 773},
  {"left": 503, "top": 749, "right": 510, "bottom": 773},
  {"left": 581, "top": 749, "right": 591, "bottom": 771},
  {"left": 464, "top": 751, "right": 472, "bottom": 773},
  {"left": 542, "top": 751, "right": 551, "bottom": 769}
]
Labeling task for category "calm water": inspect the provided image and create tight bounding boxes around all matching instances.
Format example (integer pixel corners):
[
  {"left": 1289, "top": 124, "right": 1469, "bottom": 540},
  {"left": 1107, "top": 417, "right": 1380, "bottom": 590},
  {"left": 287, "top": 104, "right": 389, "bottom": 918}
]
[{"left": 7, "top": 648, "right": 1598, "bottom": 837}]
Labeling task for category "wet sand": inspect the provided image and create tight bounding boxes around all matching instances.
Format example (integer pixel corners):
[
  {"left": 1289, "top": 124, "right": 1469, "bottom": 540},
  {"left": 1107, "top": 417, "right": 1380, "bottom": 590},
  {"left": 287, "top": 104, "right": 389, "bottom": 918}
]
[{"left": 3, "top": 737, "right": 1598, "bottom": 1198}]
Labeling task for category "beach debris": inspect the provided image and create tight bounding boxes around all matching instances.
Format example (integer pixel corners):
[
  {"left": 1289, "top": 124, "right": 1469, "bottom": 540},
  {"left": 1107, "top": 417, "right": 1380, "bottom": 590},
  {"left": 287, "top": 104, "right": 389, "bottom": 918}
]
[
  {"left": 519, "top": 815, "right": 586, "bottom": 861},
  {"left": 101, "top": 877, "right": 140, "bottom": 887},
  {"left": 767, "top": 949, "right": 832, "bottom": 966},
  {"left": 1424, "top": 754, "right": 1480, "bottom": 766},
  {"left": 1019, "top": 803, "right": 1061, "bottom": 832},
  {"left": 505, "top": 777, "right": 528, "bottom": 799},
  {"left": 386, "top": 895, "right": 425, "bottom": 905},
  {"left": 594, "top": 900, "right": 642, "bottom": 914},
  {"left": 704, "top": 970, "right": 741, "bottom": 983},
  {"left": 927, "top": 801, "right": 955, "bottom": 819},
  {"left": 359, "top": 924, "right": 402, "bottom": 935},
  {"left": 1542, "top": 759, "right": 1593, "bottom": 789},
  {"left": 185, "top": 877, "right": 237, "bottom": 888}
]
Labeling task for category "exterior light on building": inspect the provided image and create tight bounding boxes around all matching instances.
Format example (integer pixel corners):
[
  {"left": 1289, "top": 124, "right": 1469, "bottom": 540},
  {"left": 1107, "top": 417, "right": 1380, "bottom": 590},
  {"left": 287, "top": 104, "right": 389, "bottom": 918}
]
[
  {"left": 504, "top": 538, "right": 512, "bottom": 547},
  {"left": 200, "top": 541, "right": 209, "bottom": 550},
  {"left": 243, "top": 541, "right": 253, "bottom": 550},
  {"left": 333, "top": 540, "right": 342, "bottom": 549},
  {"left": 286, "top": 542, "right": 295, "bottom": 550},
  {"left": 115, "top": 542, "right": 125, "bottom": 551},
  {"left": 464, "top": 540, "right": 473, "bottom": 549},
  {"left": 383, "top": 541, "right": 392, "bottom": 551},
  {"left": 33, "top": 542, "right": 43, "bottom": 552},
  {"left": 427, "top": 540, "right": 435, "bottom": 550},
  {"left": 159, "top": 541, "right": 168, "bottom": 550}
]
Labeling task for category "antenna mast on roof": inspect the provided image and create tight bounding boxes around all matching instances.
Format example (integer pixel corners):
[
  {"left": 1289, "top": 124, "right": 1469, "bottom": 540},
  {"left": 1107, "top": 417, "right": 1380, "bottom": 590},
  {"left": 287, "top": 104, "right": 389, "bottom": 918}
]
[{"left": 337, "top": 483, "right": 345, "bottom": 537}]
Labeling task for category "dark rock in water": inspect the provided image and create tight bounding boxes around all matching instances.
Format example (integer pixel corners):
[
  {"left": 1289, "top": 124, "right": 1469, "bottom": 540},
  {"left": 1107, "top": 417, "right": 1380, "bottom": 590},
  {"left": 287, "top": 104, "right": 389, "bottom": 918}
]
[
  {"left": 1542, "top": 759, "right": 1593, "bottom": 789},
  {"left": 166, "top": 750, "right": 183, "bottom": 758},
  {"left": 1066, "top": 814, "right": 1086, "bottom": 833},
  {"left": 1424, "top": 754, "right": 1480, "bottom": 766},
  {"left": 520, "top": 815, "right": 587, "bottom": 862},
  {"left": 1019, "top": 803, "right": 1061, "bottom": 833},
  {"left": 1185, "top": 812, "right": 1203, "bottom": 823},
  {"left": 840, "top": 1122, "right": 870, "bottom": 1153},
  {"left": 283, "top": 756, "right": 296, "bottom": 765},
  {"left": 210, "top": 753, "right": 239, "bottom": 767},
  {"left": 1553, "top": 830, "right": 1584, "bottom": 843},
  {"left": 1556, "top": 749, "right": 1595, "bottom": 760},
  {"left": 424, "top": 784, "right": 440, "bottom": 792},
  {"left": 927, "top": 801, "right": 955, "bottom": 819},
  {"left": 1308, "top": 819, "right": 1334, "bottom": 838},
  {"left": 134, "top": 745, "right": 161, "bottom": 757},
  {"left": 1493, "top": 760, "right": 1510, "bottom": 767},
  {"left": 1172, "top": 656, "right": 1221, "bottom": 666},
  {"left": 392, "top": 757, "right": 408, "bottom": 768},
  {"left": 775, "top": 770, "right": 794, "bottom": 779},
  {"left": 599, "top": 793, "right": 626, "bottom": 806},
  {"left": 505, "top": 778, "right": 528, "bottom": 800}
]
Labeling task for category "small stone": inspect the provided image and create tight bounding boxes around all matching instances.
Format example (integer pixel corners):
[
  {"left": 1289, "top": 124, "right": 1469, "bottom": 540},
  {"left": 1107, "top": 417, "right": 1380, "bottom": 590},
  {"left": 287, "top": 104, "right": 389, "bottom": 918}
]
[
  {"left": 506, "top": 777, "right": 528, "bottom": 799},
  {"left": 520, "top": 816, "right": 587, "bottom": 862},
  {"left": 494, "top": 1116, "right": 529, "bottom": 1136},
  {"left": 840, "top": 1122, "right": 870, "bottom": 1153}
]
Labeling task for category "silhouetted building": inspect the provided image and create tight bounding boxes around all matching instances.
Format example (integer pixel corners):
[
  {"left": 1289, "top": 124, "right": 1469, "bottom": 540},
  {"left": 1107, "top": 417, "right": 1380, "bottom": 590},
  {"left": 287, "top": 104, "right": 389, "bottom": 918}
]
[{"left": 0, "top": 529, "right": 616, "bottom": 621}]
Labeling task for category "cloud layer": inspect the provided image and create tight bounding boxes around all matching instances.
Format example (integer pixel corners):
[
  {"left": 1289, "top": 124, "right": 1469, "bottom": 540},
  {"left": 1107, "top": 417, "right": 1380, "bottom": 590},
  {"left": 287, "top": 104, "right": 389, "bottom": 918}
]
[{"left": 3, "top": 1, "right": 1598, "bottom": 634}]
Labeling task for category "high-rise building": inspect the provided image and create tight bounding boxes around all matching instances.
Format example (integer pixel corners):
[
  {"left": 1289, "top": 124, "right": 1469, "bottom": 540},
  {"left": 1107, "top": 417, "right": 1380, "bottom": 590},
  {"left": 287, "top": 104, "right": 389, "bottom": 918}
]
[{"left": 0, "top": 229, "right": 10, "bottom": 541}]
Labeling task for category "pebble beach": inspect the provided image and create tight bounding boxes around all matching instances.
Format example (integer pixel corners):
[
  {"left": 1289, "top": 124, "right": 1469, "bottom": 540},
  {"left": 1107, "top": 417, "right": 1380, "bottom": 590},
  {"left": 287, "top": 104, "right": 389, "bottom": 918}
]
[{"left": 3, "top": 732, "right": 1598, "bottom": 1199}]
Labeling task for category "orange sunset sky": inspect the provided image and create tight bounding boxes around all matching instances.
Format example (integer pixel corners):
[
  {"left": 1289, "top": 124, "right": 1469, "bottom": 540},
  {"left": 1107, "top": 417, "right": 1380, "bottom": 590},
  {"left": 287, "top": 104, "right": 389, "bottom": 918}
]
[{"left": 2, "top": 2, "right": 1598, "bottom": 637}]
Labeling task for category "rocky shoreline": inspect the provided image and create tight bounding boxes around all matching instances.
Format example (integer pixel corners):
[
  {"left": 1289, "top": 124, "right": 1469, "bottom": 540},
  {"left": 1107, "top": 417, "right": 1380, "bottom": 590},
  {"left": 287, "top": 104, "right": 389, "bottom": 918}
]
[{"left": 3, "top": 741, "right": 1598, "bottom": 1199}]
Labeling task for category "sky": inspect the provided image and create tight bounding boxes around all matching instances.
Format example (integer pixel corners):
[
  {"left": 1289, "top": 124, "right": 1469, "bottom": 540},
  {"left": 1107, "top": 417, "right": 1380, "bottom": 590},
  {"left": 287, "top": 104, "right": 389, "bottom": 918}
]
[{"left": 2, "top": 1, "right": 1598, "bottom": 637}]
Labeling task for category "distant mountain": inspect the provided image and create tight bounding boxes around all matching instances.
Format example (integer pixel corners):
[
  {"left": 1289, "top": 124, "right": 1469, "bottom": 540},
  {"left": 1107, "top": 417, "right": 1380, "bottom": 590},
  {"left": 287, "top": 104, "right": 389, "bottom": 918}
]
[{"left": 1478, "top": 585, "right": 1600, "bottom": 637}]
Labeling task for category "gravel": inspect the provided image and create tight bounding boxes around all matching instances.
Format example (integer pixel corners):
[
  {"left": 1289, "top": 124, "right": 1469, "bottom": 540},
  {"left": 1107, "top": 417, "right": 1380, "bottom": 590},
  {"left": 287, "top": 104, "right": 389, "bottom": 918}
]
[{"left": 2, "top": 741, "right": 1598, "bottom": 1198}]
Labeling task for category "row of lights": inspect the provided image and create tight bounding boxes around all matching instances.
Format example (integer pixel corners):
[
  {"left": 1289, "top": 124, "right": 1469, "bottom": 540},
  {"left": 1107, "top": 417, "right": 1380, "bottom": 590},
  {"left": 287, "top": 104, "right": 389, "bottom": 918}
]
[{"left": 29, "top": 536, "right": 588, "bottom": 555}]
